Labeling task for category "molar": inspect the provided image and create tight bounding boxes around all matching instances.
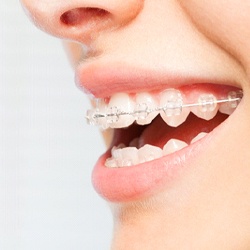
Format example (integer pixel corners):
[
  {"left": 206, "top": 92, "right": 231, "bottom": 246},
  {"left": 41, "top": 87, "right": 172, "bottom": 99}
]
[
  {"left": 159, "top": 89, "right": 190, "bottom": 127},
  {"left": 107, "top": 93, "right": 135, "bottom": 128}
]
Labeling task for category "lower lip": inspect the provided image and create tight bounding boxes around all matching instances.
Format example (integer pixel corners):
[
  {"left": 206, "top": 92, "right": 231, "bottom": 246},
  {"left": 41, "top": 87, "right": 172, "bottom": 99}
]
[{"left": 91, "top": 111, "right": 234, "bottom": 203}]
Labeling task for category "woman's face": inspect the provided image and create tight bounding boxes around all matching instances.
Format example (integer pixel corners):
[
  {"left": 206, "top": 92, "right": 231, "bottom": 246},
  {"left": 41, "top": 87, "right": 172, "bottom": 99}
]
[{"left": 20, "top": 0, "right": 250, "bottom": 248}]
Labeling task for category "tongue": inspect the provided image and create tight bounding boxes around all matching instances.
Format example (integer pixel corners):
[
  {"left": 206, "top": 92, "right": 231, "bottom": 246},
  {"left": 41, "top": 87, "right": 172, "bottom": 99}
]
[{"left": 138, "top": 112, "right": 228, "bottom": 148}]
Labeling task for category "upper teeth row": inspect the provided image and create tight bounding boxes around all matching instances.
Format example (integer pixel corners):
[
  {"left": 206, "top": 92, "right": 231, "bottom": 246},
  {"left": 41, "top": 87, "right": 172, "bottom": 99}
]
[{"left": 86, "top": 89, "right": 243, "bottom": 129}]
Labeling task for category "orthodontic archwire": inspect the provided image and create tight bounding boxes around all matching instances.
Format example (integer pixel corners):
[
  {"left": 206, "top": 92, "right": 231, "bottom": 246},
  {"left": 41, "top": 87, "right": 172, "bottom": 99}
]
[{"left": 86, "top": 90, "right": 243, "bottom": 127}]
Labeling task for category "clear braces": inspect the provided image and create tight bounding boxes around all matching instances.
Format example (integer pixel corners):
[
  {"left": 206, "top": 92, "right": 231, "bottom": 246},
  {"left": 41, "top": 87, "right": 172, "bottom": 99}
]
[{"left": 86, "top": 90, "right": 243, "bottom": 128}]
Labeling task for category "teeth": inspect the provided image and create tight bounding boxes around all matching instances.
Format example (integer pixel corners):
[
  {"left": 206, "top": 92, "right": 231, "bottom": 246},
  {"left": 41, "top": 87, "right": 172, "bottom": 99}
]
[
  {"left": 219, "top": 91, "right": 242, "bottom": 115},
  {"left": 105, "top": 139, "right": 189, "bottom": 168},
  {"left": 159, "top": 89, "right": 189, "bottom": 127},
  {"left": 86, "top": 89, "right": 243, "bottom": 129},
  {"left": 138, "top": 144, "right": 163, "bottom": 163},
  {"left": 228, "top": 91, "right": 242, "bottom": 108},
  {"left": 94, "top": 99, "right": 109, "bottom": 129},
  {"left": 106, "top": 144, "right": 163, "bottom": 167},
  {"left": 190, "top": 132, "right": 208, "bottom": 144},
  {"left": 86, "top": 109, "right": 98, "bottom": 126},
  {"left": 191, "top": 94, "right": 218, "bottom": 120},
  {"left": 219, "top": 103, "right": 235, "bottom": 115},
  {"left": 107, "top": 93, "right": 135, "bottom": 128},
  {"left": 105, "top": 158, "right": 118, "bottom": 168},
  {"left": 109, "top": 147, "right": 139, "bottom": 167},
  {"left": 88, "top": 88, "right": 243, "bottom": 168},
  {"left": 163, "top": 139, "right": 188, "bottom": 155},
  {"left": 135, "top": 93, "right": 158, "bottom": 125}
]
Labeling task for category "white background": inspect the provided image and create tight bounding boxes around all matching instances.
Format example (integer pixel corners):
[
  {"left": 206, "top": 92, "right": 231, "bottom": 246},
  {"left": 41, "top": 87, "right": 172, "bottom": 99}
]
[{"left": 0, "top": 1, "right": 113, "bottom": 249}]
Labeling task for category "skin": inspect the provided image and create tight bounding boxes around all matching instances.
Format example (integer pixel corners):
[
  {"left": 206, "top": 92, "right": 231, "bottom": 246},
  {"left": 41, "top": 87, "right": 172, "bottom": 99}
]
[{"left": 20, "top": 0, "right": 250, "bottom": 249}]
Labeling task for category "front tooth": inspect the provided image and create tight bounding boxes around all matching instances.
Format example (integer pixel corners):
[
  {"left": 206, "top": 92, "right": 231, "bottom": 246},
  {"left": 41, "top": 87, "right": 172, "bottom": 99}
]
[
  {"left": 94, "top": 99, "right": 109, "bottom": 129},
  {"left": 191, "top": 132, "right": 208, "bottom": 144},
  {"left": 107, "top": 93, "right": 135, "bottom": 128},
  {"left": 138, "top": 144, "right": 163, "bottom": 163},
  {"left": 112, "top": 147, "right": 139, "bottom": 167},
  {"left": 86, "top": 109, "right": 99, "bottom": 126},
  {"left": 192, "top": 94, "right": 218, "bottom": 120},
  {"left": 163, "top": 139, "right": 188, "bottom": 155},
  {"left": 135, "top": 93, "right": 158, "bottom": 125},
  {"left": 160, "top": 89, "right": 190, "bottom": 127},
  {"left": 105, "top": 158, "right": 118, "bottom": 168}
]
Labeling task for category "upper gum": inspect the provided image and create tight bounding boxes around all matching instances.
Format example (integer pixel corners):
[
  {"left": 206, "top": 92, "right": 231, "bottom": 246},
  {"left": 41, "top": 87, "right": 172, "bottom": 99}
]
[{"left": 99, "top": 84, "right": 241, "bottom": 105}]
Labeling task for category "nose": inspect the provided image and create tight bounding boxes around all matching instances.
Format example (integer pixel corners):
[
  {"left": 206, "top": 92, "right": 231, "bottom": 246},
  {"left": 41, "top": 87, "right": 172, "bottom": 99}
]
[{"left": 21, "top": 0, "right": 143, "bottom": 42}]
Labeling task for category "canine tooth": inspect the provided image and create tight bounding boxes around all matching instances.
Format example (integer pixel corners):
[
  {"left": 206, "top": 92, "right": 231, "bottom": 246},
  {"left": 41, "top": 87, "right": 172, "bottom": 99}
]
[
  {"left": 138, "top": 144, "right": 163, "bottom": 163},
  {"left": 192, "top": 94, "right": 218, "bottom": 120},
  {"left": 135, "top": 93, "right": 158, "bottom": 125},
  {"left": 107, "top": 93, "right": 135, "bottom": 128},
  {"left": 160, "top": 89, "right": 183, "bottom": 116},
  {"left": 161, "top": 108, "right": 190, "bottom": 127},
  {"left": 163, "top": 139, "right": 188, "bottom": 155},
  {"left": 191, "top": 132, "right": 208, "bottom": 144},
  {"left": 112, "top": 147, "right": 139, "bottom": 167},
  {"left": 160, "top": 89, "right": 189, "bottom": 127}
]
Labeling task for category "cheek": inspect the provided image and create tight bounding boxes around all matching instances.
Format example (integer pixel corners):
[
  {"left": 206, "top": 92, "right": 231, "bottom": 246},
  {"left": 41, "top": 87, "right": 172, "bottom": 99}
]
[{"left": 178, "top": 0, "right": 250, "bottom": 73}]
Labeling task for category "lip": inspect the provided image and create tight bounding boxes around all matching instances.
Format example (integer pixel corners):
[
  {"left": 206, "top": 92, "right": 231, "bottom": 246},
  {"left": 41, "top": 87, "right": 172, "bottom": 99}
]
[
  {"left": 76, "top": 60, "right": 240, "bottom": 98},
  {"left": 92, "top": 105, "right": 241, "bottom": 202},
  {"left": 76, "top": 59, "right": 242, "bottom": 202}
]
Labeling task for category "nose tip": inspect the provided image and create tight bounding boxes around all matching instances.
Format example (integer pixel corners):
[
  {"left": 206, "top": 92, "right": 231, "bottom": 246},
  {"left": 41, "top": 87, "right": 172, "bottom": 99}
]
[{"left": 21, "top": 0, "right": 143, "bottom": 43}]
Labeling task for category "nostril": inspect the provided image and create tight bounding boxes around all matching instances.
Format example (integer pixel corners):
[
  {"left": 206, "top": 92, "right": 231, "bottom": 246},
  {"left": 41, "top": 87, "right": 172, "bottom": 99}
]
[{"left": 60, "top": 7, "right": 111, "bottom": 26}]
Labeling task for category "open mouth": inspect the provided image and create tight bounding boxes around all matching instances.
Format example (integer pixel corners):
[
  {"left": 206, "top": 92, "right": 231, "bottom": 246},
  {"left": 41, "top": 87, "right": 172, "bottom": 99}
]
[
  {"left": 86, "top": 84, "right": 242, "bottom": 168},
  {"left": 77, "top": 59, "right": 244, "bottom": 202}
]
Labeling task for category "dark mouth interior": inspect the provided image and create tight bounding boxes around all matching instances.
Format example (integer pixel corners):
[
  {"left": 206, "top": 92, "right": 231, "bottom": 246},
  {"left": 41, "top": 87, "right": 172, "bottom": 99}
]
[{"left": 110, "top": 112, "right": 229, "bottom": 150}]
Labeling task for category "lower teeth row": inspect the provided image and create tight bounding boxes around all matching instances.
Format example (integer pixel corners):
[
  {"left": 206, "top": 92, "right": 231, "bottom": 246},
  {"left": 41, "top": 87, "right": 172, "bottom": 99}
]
[
  {"left": 86, "top": 90, "right": 243, "bottom": 129},
  {"left": 105, "top": 132, "right": 207, "bottom": 168}
]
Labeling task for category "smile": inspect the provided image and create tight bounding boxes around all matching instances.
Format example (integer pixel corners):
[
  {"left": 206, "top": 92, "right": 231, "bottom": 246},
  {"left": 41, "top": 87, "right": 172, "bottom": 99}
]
[
  {"left": 77, "top": 61, "right": 244, "bottom": 202},
  {"left": 86, "top": 86, "right": 242, "bottom": 168}
]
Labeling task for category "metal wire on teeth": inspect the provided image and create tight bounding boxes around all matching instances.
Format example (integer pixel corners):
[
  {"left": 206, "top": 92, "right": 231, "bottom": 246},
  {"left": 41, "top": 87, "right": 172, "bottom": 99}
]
[{"left": 86, "top": 90, "right": 243, "bottom": 128}]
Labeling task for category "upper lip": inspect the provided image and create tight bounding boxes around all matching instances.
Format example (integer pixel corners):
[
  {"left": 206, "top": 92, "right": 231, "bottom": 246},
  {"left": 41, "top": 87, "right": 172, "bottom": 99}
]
[{"left": 76, "top": 59, "right": 240, "bottom": 99}]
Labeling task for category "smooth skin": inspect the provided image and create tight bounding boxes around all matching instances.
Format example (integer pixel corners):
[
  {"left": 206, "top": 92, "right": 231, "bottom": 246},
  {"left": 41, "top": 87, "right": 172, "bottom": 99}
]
[{"left": 20, "top": 0, "right": 250, "bottom": 249}]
